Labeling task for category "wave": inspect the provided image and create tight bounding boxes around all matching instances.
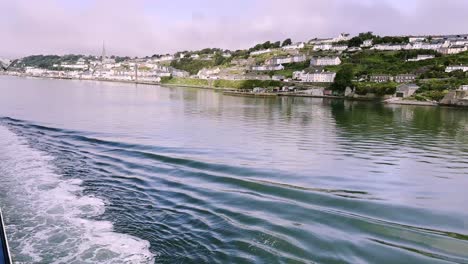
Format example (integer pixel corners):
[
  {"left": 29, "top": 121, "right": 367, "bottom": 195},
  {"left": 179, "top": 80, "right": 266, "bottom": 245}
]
[{"left": 0, "top": 124, "right": 154, "bottom": 263}]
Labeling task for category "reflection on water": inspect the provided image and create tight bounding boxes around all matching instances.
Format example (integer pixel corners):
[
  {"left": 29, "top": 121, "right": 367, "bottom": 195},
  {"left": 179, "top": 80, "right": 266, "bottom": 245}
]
[{"left": 0, "top": 76, "right": 467, "bottom": 263}]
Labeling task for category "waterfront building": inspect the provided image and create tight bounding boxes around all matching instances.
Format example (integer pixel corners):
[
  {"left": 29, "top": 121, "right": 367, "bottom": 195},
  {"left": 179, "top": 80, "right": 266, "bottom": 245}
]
[
  {"left": 396, "top": 84, "right": 420, "bottom": 97},
  {"left": 197, "top": 67, "right": 221, "bottom": 79},
  {"left": 293, "top": 71, "right": 336, "bottom": 83}
]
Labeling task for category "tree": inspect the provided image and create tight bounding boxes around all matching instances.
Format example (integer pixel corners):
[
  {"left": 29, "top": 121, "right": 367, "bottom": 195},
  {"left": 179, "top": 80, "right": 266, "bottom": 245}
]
[
  {"left": 331, "top": 65, "right": 354, "bottom": 93},
  {"left": 282, "top": 38, "right": 292, "bottom": 47},
  {"left": 272, "top": 41, "right": 281, "bottom": 48}
]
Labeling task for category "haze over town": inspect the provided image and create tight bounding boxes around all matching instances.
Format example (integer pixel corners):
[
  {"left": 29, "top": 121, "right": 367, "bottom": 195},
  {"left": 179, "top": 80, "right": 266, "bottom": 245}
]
[{"left": 1, "top": 0, "right": 468, "bottom": 57}]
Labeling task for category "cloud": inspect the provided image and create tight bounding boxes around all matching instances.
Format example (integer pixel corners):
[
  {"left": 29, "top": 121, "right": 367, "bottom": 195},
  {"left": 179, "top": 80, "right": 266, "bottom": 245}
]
[{"left": 0, "top": 0, "right": 467, "bottom": 58}]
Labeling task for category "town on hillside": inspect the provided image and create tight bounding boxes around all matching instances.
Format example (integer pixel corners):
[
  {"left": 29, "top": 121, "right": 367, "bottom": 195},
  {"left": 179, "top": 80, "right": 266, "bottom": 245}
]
[{"left": 1, "top": 32, "right": 468, "bottom": 106}]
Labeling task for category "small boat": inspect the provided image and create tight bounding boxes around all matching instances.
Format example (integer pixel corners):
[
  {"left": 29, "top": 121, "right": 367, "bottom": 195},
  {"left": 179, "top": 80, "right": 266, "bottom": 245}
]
[{"left": 0, "top": 209, "right": 12, "bottom": 264}]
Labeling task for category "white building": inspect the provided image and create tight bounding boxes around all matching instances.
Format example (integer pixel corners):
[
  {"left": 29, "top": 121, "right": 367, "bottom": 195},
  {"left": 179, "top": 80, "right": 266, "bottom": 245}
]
[
  {"left": 459, "top": 85, "right": 468, "bottom": 91},
  {"left": 250, "top": 49, "right": 272, "bottom": 56},
  {"left": 313, "top": 43, "right": 333, "bottom": 51},
  {"left": 282, "top": 42, "right": 305, "bottom": 50},
  {"left": 266, "top": 54, "right": 306, "bottom": 65},
  {"left": 251, "top": 65, "right": 285, "bottom": 71},
  {"left": 197, "top": 67, "right": 221, "bottom": 79},
  {"left": 293, "top": 71, "right": 336, "bottom": 83},
  {"left": 407, "top": 54, "right": 435, "bottom": 62},
  {"left": 332, "top": 33, "right": 351, "bottom": 43},
  {"left": 361, "top": 39, "right": 373, "bottom": 47},
  {"left": 439, "top": 45, "right": 468, "bottom": 55},
  {"left": 445, "top": 65, "right": 468, "bottom": 72},
  {"left": 310, "top": 56, "right": 341, "bottom": 66},
  {"left": 409, "top": 36, "right": 427, "bottom": 43},
  {"left": 331, "top": 45, "right": 348, "bottom": 51},
  {"left": 25, "top": 67, "right": 47, "bottom": 76}
]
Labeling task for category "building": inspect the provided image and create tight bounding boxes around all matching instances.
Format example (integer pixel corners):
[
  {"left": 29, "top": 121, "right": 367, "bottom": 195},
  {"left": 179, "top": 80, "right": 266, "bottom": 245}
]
[
  {"left": 373, "top": 44, "right": 403, "bottom": 51},
  {"left": 395, "top": 74, "right": 416, "bottom": 83},
  {"left": 459, "top": 85, "right": 468, "bottom": 91},
  {"left": 293, "top": 71, "right": 336, "bottom": 83},
  {"left": 266, "top": 54, "right": 306, "bottom": 65},
  {"left": 348, "top": 47, "right": 362, "bottom": 52},
  {"left": 361, "top": 39, "right": 373, "bottom": 47},
  {"left": 407, "top": 55, "right": 435, "bottom": 62},
  {"left": 282, "top": 42, "right": 305, "bottom": 50},
  {"left": 331, "top": 45, "right": 348, "bottom": 51},
  {"left": 409, "top": 36, "right": 427, "bottom": 43},
  {"left": 197, "top": 67, "right": 221, "bottom": 79},
  {"left": 313, "top": 43, "right": 333, "bottom": 51},
  {"left": 439, "top": 45, "right": 468, "bottom": 55},
  {"left": 396, "top": 84, "right": 420, "bottom": 97},
  {"left": 272, "top": 75, "right": 285, "bottom": 81},
  {"left": 310, "top": 56, "right": 341, "bottom": 66},
  {"left": 446, "top": 65, "right": 468, "bottom": 72},
  {"left": 332, "top": 33, "right": 351, "bottom": 43},
  {"left": 251, "top": 65, "right": 284, "bottom": 71},
  {"left": 250, "top": 49, "right": 272, "bottom": 56},
  {"left": 370, "top": 74, "right": 393, "bottom": 82}
]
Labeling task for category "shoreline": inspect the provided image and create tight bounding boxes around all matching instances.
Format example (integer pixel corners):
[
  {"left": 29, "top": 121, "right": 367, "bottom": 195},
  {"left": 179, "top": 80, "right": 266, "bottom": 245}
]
[{"left": 2, "top": 73, "right": 465, "bottom": 108}]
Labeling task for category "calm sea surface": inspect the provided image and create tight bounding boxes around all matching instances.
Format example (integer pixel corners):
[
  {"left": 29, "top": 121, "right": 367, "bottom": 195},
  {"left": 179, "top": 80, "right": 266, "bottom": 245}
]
[{"left": 0, "top": 75, "right": 467, "bottom": 263}]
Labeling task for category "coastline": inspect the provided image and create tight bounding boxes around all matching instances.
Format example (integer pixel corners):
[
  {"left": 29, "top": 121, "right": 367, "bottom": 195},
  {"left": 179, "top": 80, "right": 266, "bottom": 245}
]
[{"left": 2, "top": 73, "right": 465, "bottom": 108}]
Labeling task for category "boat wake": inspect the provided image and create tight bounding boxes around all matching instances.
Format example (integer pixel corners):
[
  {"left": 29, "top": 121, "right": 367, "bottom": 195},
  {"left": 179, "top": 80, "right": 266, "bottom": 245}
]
[{"left": 0, "top": 124, "right": 154, "bottom": 263}]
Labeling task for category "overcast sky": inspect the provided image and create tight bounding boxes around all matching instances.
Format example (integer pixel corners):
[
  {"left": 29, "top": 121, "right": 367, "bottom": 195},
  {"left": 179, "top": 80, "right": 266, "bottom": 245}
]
[{"left": 1, "top": 0, "right": 468, "bottom": 58}]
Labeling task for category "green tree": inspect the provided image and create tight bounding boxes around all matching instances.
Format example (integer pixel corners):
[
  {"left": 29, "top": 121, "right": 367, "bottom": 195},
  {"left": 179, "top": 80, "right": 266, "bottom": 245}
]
[
  {"left": 282, "top": 38, "right": 292, "bottom": 47},
  {"left": 331, "top": 65, "right": 354, "bottom": 93}
]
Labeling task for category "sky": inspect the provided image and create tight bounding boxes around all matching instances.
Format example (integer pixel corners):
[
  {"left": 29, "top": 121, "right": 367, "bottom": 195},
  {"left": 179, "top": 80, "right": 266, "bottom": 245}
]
[{"left": 0, "top": 0, "right": 468, "bottom": 58}]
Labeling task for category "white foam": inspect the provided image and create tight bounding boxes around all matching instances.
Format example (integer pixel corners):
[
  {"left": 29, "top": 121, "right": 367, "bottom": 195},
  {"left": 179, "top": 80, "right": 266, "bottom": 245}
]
[{"left": 0, "top": 125, "right": 155, "bottom": 263}]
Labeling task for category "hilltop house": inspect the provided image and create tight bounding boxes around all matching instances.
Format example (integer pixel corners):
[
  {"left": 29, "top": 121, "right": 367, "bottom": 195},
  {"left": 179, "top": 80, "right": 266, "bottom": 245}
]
[
  {"left": 395, "top": 74, "right": 416, "bottom": 83},
  {"left": 446, "top": 65, "right": 468, "bottom": 72},
  {"left": 310, "top": 56, "right": 341, "bottom": 66},
  {"left": 370, "top": 74, "right": 393, "bottom": 82},
  {"left": 282, "top": 42, "right": 305, "bottom": 50},
  {"left": 396, "top": 84, "right": 420, "bottom": 98},
  {"left": 293, "top": 71, "right": 336, "bottom": 83}
]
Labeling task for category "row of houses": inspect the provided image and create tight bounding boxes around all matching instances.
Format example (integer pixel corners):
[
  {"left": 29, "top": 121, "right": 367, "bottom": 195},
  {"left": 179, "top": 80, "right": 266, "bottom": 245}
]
[
  {"left": 369, "top": 74, "right": 416, "bottom": 83},
  {"left": 265, "top": 54, "right": 307, "bottom": 65},
  {"left": 293, "top": 71, "right": 336, "bottom": 83},
  {"left": 445, "top": 65, "right": 468, "bottom": 72},
  {"left": 372, "top": 42, "right": 468, "bottom": 54}
]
